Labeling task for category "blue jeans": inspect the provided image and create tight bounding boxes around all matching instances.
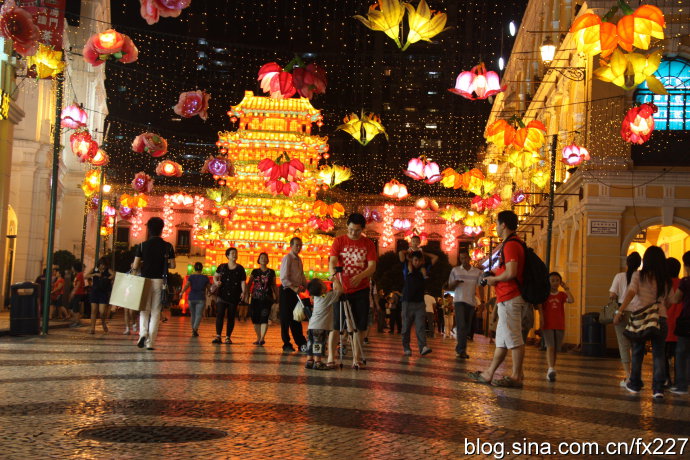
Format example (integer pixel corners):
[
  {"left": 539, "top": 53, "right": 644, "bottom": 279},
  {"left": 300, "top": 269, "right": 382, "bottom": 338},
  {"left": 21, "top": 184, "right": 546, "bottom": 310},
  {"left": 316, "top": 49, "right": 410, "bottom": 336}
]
[
  {"left": 401, "top": 301, "right": 427, "bottom": 352},
  {"left": 629, "top": 317, "right": 667, "bottom": 394},
  {"left": 454, "top": 302, "right": 474, "bottom": 354},
  {"left": 188, "top": 300, "right": 204, "bottom": 331},
  {"left": 675, "top": 336, "right": 690, "bottom": 391}
]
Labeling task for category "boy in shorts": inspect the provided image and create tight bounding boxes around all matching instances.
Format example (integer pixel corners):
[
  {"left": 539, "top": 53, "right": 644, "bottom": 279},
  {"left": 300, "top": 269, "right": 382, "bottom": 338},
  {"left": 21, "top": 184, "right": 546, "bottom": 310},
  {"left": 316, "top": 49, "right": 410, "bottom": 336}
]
[{"left": 305, "top": 276, "right": 343, "bottom": 370}]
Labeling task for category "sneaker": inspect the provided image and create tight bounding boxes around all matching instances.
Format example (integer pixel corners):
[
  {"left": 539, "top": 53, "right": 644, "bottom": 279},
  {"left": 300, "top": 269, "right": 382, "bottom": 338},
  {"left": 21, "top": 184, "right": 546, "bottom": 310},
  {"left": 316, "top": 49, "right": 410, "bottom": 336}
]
[
  {"left": 403, "top": 349, "right": 412, "bottom": 356},
  {"left": 305, "top": 360, "right": 314, "bottom": 369},
  {"left": 137, "top": 336, "right": 146, "bottom": 348},
  {"left": 283, "top": 344, "right": 295, "bottom": 352},
  {"left": 123, "top": 328, "right": 130, "bottom": 335},
  {"left": 260, "top": 340, "right": 265, "bottom": 345},
  {"left": 619, "top": 379, "right": 628, "bottom": 388},
  {"left": 252, "top": 341, "right": 260, "bottom": 345},
  {"left": 212, "top": 337, "right": 222, "bottom": 344},
  {"left": 224, "top": 337, "right": 232, "bottom": 344},
  {"left": 653, "top": 392, "right": 664, "bottom": 400},
  {"left": 625, "top": 382, "right": 640, "bottom": 394},
  {"left": 547, "top": 369, "right": 556, "bottom": 382},
  {"left": 420, "top": 346, "right": 432, "bottom": 356},
  {"left": 670, "top": 387, "right": 688, "bottom": 395}
]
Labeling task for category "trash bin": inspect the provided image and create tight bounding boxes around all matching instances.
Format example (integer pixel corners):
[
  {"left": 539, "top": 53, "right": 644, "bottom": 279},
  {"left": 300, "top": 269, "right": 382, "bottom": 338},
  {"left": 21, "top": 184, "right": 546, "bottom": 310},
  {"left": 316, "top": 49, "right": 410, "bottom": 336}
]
[
  {"left": 581, "top": 312, "right": 605, "bottom": 356},
  {"left": 10, "top": 282, "right": 40, "bottom": 336}
]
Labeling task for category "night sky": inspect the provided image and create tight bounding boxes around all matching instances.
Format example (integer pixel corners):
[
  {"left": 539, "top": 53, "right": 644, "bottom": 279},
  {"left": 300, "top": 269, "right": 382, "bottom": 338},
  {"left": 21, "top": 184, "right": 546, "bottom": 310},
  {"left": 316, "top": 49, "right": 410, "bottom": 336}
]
[{"left": 103, "top": 0, "right": 527, "bottom": 195}]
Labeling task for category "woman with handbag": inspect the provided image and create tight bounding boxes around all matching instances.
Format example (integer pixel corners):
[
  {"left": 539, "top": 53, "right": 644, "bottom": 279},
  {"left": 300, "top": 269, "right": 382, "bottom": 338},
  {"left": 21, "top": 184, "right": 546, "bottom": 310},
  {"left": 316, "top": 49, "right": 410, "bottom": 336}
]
[
  {"left": 668, "top": 251, "right": 690, "bottom": 395},
  {"left": 245, "top": 252, "right": 278, "bottom": 346},
  {"left": 614, "top": 246, "right": 671, "bottom": 399},
  {"left": 608, "top": 251, "right": 641, "bottom": 387},
  {"left": 132, "top": 217, "right": 176, "bottom": 350}
]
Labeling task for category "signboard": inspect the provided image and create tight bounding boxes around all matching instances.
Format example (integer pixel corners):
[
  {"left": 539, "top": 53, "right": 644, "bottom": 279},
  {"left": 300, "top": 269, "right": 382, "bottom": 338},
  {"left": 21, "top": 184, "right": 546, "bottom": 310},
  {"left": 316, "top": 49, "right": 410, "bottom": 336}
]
[
  {"left": 632, "top": 229, "right": 647, "bottom": 243},
  {"left": 588, "top": 219, "right": 619, "bottom": 237},
  {"left": 19, "top": 1, "right": 66, "bottom": 51}
]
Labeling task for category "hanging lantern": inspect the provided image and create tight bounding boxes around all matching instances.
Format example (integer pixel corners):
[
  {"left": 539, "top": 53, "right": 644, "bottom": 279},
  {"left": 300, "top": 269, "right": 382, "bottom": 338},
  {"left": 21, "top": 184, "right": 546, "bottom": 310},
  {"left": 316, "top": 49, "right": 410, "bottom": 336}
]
[
  {"left": 60, "top": 104, "right": 88, "bottom": 129},
  {"left": 140, "top": 0, "right": 192, "bottom": 25},
  {"left": 202, "top": 156, "right": 233, "bottom": 177},
  {"left": 401, "top": 0, "right": 451, "bottom": 51},
  {"left": 594, "top": 48, "right": 666, "bottom": 94},
  {"left": 336, "top": 112, "right": 388, "bottom": 146},
  {"left": 530, "top": 170, "right": 550, "bottom": 188},
  {"left": 26, "top": 44, "right": 65, "bottom": 79},
  {"left": 81, "top": 169, "right": 101, "bottom": 197},
  {"left": 617, "top": 4, "right": 665, "bottom": 52},
  {"left": 570, "top": 13, "right": 619, "bottom": 58},
  {"left": 621, "top": 102, "right": 657, "bottom": 144},
  {"left": 131, "top": 172, "right": 154, "bottom": 193},
  {"left": 91, "top": 149, "right": 109, "bottom": 167},
  {"left": 404, "top": 156, "right": 442, "bottom": 184},
  {"left": 393, "top": 219, "right": 412, "bottom": 231},
  {"left": 70, "top": 131, "right": 98, "bottom": 163},
  {"left": 561, "top": 144, "right": 590, "bottom": 166},
  {"left": 0, "top": 0, "right": 40, "bottom": 57},
  {"left": 132, "top": 132, "right": 168, "bottom": 157},
  {"left": 83, "top": 29, "right": 138, "bottom": 66},
  {"left": 174, "top": 90, "right": 210, "bottom": 120},
  {"left": 448, "top": 63, "right": 506, "bottom": 100},
  {"left": 470, "top": 247, "right": 486, "bottom": 261},
  {"left": 354, "top": 0, "right": 406, "bottom": 49},
  {"left": 439, "top": 205, "right": 466, "bottom": 223},
  {"left": 317, "top": 164, "right": 352, "bottom": 187},
  {"left": 485, "top": 119, "right": 516, "bottom": 148},
  {"left": 404, "top": 157, "right": 425, "bottom": 180},
  {"left": 463, "top": 226, "right": 483, "bottom": 237},
  {"left": 478, "top": 237, "right": 491, "bottom": 248},
  {"left": 156, "top": 160, "right": 183, "bottom": 177},
  {"left": 512, "top": 190, "right": 528, "bottom": 204},
  {"left": 362, "top": 207, "right": 382, "bottom": 223},
  {"left": 512, "top": 120, "right": 547, "bottom": 153},
  {"left": 120, "top": 194, "right": 148, "bottom": 209},
  {"left": 382, "top": 179, "right": 409, "bottom": 200},
  {"left": 506, "top": 150, "right": 541, "bottom": 170}
]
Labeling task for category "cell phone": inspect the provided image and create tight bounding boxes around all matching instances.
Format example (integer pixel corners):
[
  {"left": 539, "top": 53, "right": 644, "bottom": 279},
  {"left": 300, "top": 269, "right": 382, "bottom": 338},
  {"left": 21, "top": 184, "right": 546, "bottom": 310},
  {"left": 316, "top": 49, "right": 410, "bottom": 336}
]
[{"left": 335, "top": 267, "right": 343, "bottom": 273}]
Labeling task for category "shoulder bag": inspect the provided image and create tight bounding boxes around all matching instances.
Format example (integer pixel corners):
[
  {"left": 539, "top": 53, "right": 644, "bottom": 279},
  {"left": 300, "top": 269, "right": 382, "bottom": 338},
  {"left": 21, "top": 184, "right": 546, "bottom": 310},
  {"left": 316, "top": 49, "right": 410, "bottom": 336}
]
[
  {"left": 623, "top": 302, "right": 661, "bottom": 341},
  {"left": 599, "top": 300, "right": 618, "bottom": 324}
]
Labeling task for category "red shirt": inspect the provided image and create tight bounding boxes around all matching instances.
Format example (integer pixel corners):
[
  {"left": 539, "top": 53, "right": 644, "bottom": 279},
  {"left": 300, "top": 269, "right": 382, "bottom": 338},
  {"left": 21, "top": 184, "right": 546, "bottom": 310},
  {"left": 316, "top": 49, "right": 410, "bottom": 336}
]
[
  {"left": 667, "top": 278, "right": 682, "bottom": 342},
  {"left": 541, "top": 291, "right": 568, "bottom": 330},
  {"left": 494, "top": 236, "right": 525, "bottom": 303},
  {"left": 73, "top": 272, "right": 86, "bottom": 295},
  {"left": 329, "top": 235, "right": 377, "bottom": 294}
]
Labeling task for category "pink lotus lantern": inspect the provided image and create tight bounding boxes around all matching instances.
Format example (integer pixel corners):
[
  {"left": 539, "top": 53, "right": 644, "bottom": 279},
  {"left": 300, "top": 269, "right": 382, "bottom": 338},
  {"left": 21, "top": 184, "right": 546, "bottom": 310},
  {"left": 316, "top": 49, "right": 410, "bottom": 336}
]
[
  {"left": 463, "top": 226, "right": 483, "bottom": 236},
  {"left": 119, "top": 207, "right": 133, "bottom": 219},
  {"left": 362, "top": 207, "right": 382, "bottom": 223},
  {"left": 561, "top": 144, "right": 590, "bottom": 166},
  {"left": 70, "top": 131, "right": 98, "bottom": 163},
  {"left": 404, "top": 157, "right": 425, "bottom": 180},
  {"left": 60, "top": 104, "right": 88, "bottom": 129},
  {"left": 382, "top": 179, "right": 408, "bottom": 200},
  {"left": 448, "top": 63, "right": 506, "bottom": 100},
  {"left": 423, "top": 161, "right": 442, "bottom": 184},
  {"left": 404, "top": 156, "right": 442, "bottom": 183},
  {"left": 393, "top": 218, "right": 412, "bottom": 231},
  {"left": 90, "top": 149, "right": 109, "bottom": 167}
]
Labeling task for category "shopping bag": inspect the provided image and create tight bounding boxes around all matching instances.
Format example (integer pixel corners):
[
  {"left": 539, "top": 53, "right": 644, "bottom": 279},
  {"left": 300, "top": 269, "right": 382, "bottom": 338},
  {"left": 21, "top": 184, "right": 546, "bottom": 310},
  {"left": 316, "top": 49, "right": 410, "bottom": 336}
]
[
  {"left": 599, "top": 300, "right": 618, "bottom": 324},
  {"left": 109, "top": 272, "right": 148, "bottom": 311}
]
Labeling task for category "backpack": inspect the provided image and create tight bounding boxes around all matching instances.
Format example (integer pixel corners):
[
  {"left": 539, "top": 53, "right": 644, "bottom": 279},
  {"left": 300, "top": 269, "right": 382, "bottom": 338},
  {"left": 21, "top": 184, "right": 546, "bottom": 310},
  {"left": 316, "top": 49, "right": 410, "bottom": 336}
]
[{"left": 500, "top": 235, "right": 550, "bottom": 305}]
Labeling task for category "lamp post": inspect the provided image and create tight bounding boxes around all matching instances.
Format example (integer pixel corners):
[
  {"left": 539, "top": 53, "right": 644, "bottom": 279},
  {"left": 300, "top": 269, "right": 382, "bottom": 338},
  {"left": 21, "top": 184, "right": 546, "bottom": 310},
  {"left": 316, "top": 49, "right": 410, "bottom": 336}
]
[
  {"left": 540, "top": 36, "right": 586, "bottom": 81},
  {"left": 93, "top": 172, "right": 107, "bottom": 264},
  {"left": 544, "top": 135, "right": 558, "bottom": 271}
]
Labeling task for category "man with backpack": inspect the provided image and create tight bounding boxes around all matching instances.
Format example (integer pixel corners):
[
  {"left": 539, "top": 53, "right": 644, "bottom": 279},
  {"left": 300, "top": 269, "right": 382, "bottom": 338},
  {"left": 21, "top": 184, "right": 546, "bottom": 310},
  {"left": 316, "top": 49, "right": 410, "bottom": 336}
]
[{"left": 468, "top": 210, "right": 534, "bottom": 388}]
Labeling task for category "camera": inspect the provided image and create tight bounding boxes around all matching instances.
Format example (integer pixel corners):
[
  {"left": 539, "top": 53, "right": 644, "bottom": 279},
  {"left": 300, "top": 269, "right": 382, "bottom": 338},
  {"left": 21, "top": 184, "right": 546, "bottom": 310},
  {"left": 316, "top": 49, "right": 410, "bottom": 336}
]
[{"left": 478, "top": 271, "right": 495, "bottom": 287}]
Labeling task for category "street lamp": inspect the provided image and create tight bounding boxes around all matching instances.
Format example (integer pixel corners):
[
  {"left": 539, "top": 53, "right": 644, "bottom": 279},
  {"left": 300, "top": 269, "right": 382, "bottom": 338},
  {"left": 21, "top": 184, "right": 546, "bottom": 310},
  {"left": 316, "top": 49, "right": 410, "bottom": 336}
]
[
  {"left": 539, "top": 36, "right": 586, "bottom": 81},
  {"left": 540, "top": 36, "right": 556, "bottom": 66}
]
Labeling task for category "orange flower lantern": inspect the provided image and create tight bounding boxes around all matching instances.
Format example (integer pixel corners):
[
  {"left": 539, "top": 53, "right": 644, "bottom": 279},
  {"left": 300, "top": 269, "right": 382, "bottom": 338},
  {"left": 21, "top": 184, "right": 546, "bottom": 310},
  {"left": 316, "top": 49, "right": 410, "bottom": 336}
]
[
  {"left": 156, "top": 160, "right": 184, "bottom": 177},
  {"left": 617, "top": 4, "right": 665, "bottom": 52},
  {"left": 91, "top": 149, "right": 109, "bottom": 167},
  {"left": 621, "top": 102, "right": 657, "bottom": 144},
  {"left": 382, "top": 179, "right": 408, "bottom": 200},
  {"left": 485, "top": 119, "right": 516, "bottom": 148},
  {"left": 570, "top": 13, "right": 618, "bottom": 58},
  {"left": 513, "top": 120, "right": 547, "bottom": 153},
  {"left": 120, "top": 194, "right": 148, "bottom": 209}
]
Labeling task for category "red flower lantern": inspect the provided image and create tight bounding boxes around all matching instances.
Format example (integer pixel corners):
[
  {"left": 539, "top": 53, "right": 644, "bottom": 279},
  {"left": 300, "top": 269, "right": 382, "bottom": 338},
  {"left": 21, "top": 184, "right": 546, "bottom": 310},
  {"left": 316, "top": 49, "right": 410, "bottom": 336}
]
[
  {"left": 471, "top": 194, "right": 501, "bottom": 212},
  {"left": 131, "top": 172, "right": 154, "bottom": 193},
  {"left": 156, "top": 160, "right": 183, "bottom": 177},
  {"left": 173, "top": 90, "right": 210, "bottom": 120},
  {"left": 561, "top": 144, "right": 590, "bottom": 166},
  {"left": 257, "top": 62, "right": 296, "bottom": 99},
  {"left": 448, "top": 63, "right": 506, "bottom": 100},
  {"left": 382, "top": 179, "right": 409, "bottom": 200},
  {"left": 512, "top": 190, "right": 528, "bottom": 204},
  {"left": 91, "top": 149, "right": 109, "bottom": 167},
  {"left": 0, "top": 0, "right": 40, "bottom": 57},
  {"left": 258, "top": 153, "right": 304, "bottom": 196},
  {"left": 60, "top": 104, "right": 88, "bottom": 129},
  {"left": 140, "top": 0, "right": 192, "bottom": 25},
  {"left": 293, "top": 63, "right": 328, "bottom": 99},
  {"left": 621, "top": 102, "right": 657, "bottom": 144},
  {"left": 83, "top": 29, "right": 138, "bottom": 66},
  {"left": 132, "top": 132, "right": 168, "bottom": 157},
  {"left": 70, "top": 131, "right": 99, "bottom": 163}
]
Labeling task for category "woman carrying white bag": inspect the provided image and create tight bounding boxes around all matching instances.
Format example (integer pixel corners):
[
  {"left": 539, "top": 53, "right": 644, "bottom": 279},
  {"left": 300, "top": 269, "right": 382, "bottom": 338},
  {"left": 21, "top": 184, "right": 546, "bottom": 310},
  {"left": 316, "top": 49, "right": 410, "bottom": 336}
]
[{"left": 131, "top": 217, "right": 176, "bottom": 350}]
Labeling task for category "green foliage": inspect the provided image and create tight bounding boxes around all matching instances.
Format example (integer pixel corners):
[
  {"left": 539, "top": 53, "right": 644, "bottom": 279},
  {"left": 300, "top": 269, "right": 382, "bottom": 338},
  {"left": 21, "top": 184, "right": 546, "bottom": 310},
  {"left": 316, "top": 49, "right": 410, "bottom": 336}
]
[
  {"left": 53, "top": 250, "right": 77, "bottom": 273},
  {"left": 373, "top": 249, "right": 452, "bottom": 297}
]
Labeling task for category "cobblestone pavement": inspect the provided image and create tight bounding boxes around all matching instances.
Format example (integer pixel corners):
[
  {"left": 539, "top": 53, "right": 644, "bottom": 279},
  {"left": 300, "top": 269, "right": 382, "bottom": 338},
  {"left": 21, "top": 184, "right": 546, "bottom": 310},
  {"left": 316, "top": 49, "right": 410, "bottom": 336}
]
[{"left": 0, "top": 315, "right": 688, "bottom": 459}]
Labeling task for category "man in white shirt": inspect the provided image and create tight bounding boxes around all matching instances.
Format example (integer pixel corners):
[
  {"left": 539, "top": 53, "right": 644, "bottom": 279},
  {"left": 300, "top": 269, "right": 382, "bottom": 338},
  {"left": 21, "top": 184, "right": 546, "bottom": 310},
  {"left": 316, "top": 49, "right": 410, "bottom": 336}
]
[
  {"left": 423, "top": 292, "right": 437, "bottom": 338},
  {"left": 448, "top": 249, "right": 485, "bottom": 359}
]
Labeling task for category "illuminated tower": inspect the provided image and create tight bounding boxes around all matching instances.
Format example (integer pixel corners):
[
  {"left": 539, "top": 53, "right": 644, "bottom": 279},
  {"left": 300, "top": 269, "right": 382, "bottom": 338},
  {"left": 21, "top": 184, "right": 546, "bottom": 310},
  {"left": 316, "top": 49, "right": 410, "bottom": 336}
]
[{"left": 210, "top": 91, "right": 333, "bottom": 278}]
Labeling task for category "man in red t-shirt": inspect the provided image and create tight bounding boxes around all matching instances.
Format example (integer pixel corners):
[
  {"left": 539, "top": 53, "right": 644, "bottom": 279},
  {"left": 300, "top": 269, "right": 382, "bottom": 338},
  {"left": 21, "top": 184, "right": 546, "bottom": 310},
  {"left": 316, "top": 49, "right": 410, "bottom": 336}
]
[
  {"left": 468, "top": 210, "right": 527, "bottom": 388},
  {"left": 68, "top": 261, "right": 87, "bottom": 327},
  {"left": 327, "top": 213, "right": 378, "bottom": 367}
]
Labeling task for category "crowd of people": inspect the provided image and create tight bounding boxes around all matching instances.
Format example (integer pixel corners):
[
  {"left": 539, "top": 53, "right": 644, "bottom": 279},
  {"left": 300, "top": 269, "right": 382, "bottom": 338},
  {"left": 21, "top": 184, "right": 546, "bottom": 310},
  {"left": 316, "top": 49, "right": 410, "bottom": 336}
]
[{"left": 32, "top": 210, "right": 690, "bottom": 398}]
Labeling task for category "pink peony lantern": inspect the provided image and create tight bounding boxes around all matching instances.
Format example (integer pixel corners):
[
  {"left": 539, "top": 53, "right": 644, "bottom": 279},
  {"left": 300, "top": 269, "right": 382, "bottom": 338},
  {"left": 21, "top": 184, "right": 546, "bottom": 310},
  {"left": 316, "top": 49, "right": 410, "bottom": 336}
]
[
  {"left": 561, "top": 144, "right": 590, "bottom": 166},
  {"left": 448, "top": 63, "right": 506, "bottom": 100},
  {"left": 60, "top": 104, "right": 88, "bottom": 129},
  {"left": 131, "top": 171, "right": 154, "bottom": 193},
  {"left": 173, "top": 90, "right": 210, "bottom": 120},
  {"left": 404, "top": 157, "right": 425, "bottom": 180},
  {"left": 83, "top": 29, "right": 138, "bottom": 67},
  {"left": 156, "top": 160, "right": 183, "bottom": 177},
  {"left": 621, "top": 103, "right": 657, "bottom": 145},
  {"left": 0, "top": 0, "right": 40, "bottom": 57},
  {"left": 140, "top": 0, "right": 192, "bottom": 25},
  {"left": 132, "top": 132, "right": 168, "bottom": 157},
  {"left": 90, "top": 149, "right": 109, "bottom": 167}
]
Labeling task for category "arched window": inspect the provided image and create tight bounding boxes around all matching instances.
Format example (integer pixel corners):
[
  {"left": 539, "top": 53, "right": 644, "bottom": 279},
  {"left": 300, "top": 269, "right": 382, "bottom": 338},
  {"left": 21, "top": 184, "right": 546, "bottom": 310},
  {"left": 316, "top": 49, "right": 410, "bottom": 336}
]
[{"left": 635, "top": 58, "right": 690, "bottom": 130}]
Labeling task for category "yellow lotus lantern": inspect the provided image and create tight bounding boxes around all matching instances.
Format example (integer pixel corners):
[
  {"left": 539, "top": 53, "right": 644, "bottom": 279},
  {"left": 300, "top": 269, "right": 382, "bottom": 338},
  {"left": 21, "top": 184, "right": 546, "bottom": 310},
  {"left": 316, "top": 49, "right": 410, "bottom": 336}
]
[
  {"left": 402, "top": 0, "right": 451, "bottom": 50},
  {"left": 81, "top": 169, "right": 101, "bottom": 197},
  {"left": 269, "top": 203, "right": 298, "bottom": 218},
  {"left": 120, "top": 193, "right": 148, "bottom": 208},
  {"left": 463, "top": 168, "right": 486, "bottom": 195},
  {"left": 507, "top": 150, "right": 541, "bottom": 170},
  {"left": 317, "top": 164, "right": 352, "bottom": 187},
  {"left": 337, "top": 112, "right": 388, "bottom": 146},
  {"left": 26, "top": 44, "right": 65, "bottom": 79},
  {"left": 439, "top": 205, "right": 466, "bottom": 223},
  {"left": 480, "top": 178, "right": 497, "bottom": 195},
  {"left": 354, "top": 0, "right": 406, "bottom": 49},
  {"left": 530, "top": 170, "right": 550, "bottom": 188},
  {"left": 440, "top": 167, "right": 463, "bottom": 189},
  {"left": 594, "top": 48, "right": 666, "bottom": 94},
  {"left": 463, "top": 211, "right": 486, "bottom": 227}
]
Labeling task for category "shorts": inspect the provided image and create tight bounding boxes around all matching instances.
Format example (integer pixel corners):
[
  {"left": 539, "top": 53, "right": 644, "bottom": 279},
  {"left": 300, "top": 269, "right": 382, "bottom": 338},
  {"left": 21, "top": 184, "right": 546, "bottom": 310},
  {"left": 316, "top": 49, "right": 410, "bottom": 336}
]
[
  {"left": 50, "top": 297, "right": 63, "bottom": 307},
  {"left": 333, "top": 288, "right": 370, "bottom": 332},
  {"left": 250, "top": 298, "right": 272, "bottom": 324},
  {"left": 307, "top": 329, "right": 329, "bottom": 357},
  {"left": 70, "top": 294, "right": 87, "bottom": 313},
  {"left": 495, "top": 295, "right": 527, "bottom": 349},
  {"left": 542, "top": 329, "right": 564, "bottom": 349}
]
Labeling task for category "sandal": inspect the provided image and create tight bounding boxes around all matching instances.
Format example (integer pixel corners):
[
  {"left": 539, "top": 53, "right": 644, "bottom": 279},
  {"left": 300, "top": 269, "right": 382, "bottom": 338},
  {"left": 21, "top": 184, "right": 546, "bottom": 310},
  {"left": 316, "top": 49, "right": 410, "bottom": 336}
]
[
  {"left": 313, "top": 362, "right": 330, "bottom": 370},
  {"left": 467, "top": 371, "right": 491, "bottom": 384},
  {"left": 305, "top": 360, "right": 315, "bottom": 369},
  {"left": 491, "top": 376, "right": 523, "bottom": 388},
  {"left": 325, "top": 362, "right": 336, "bottom": 369}
]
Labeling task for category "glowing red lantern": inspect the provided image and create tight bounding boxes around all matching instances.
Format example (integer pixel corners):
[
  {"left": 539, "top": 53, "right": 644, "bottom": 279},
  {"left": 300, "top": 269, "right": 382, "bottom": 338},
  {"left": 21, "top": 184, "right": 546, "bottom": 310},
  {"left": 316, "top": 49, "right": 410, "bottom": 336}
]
[
  {"left": 470, "top": 247, "right": 485, "bottom": 261},
  {"left": 561, "top": 144, "right": 590, "bottom": 166},
  {"left": 60, "top": 104, "right": 88, "bottom": 129},
  {"left": 621, "top": 103, "right": 657, "bottom": 144},
  {"left": 382, "top": 179, "right": 408, "bottom": 200},
  {"left": 448, "top": 63, "right": 506, "bottom": 100},
  {"left": 415, "top": 197, "right": 429, "bottom": 209},
  {"left": 132, "top": 132, "right": 168, "bottom": 157},
  {"left": 83, "top": 29, "right": 138, "bottom": 66},
  {"left": 156, "top": 160, "right": 183, "bottom": 177},
  {"left": 91, "top": 149, "right": 109, "bottom": 167},
  {"left": 70, "top": 131, "right": 98, "bottom": 163}
]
